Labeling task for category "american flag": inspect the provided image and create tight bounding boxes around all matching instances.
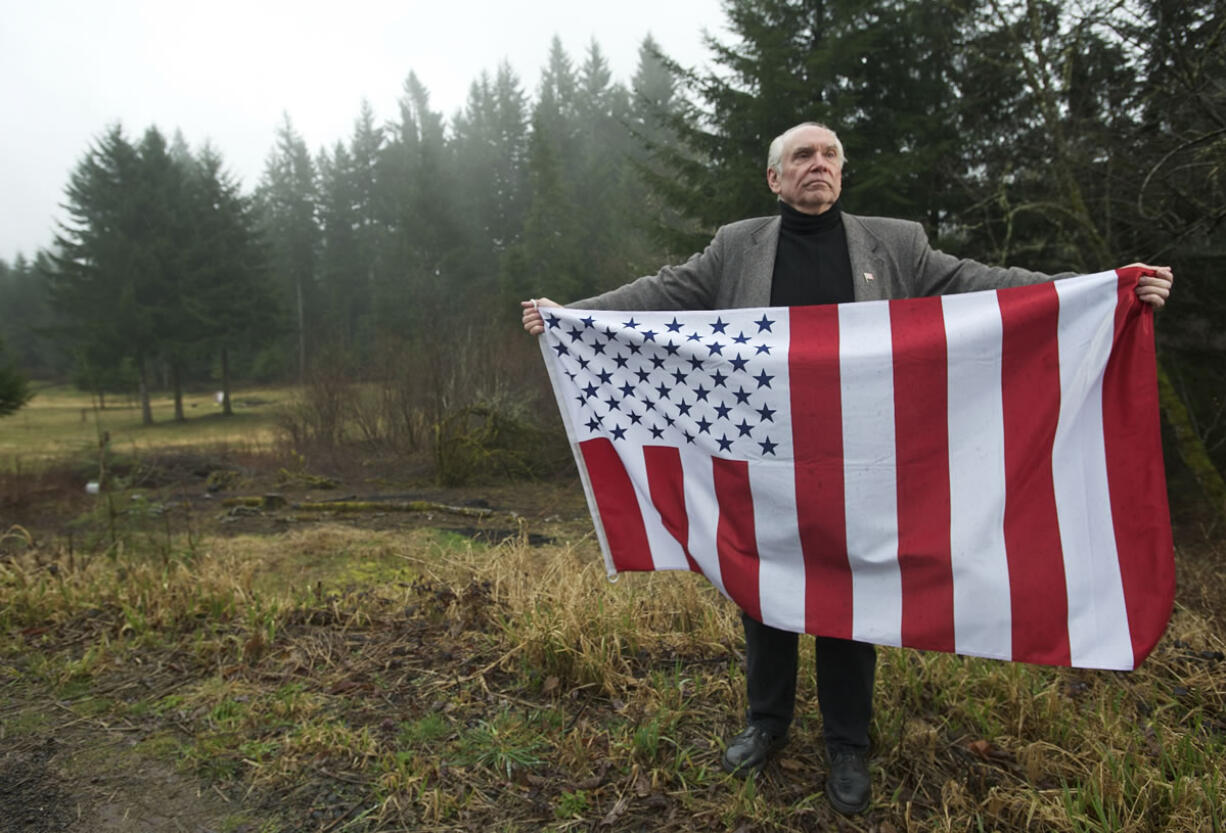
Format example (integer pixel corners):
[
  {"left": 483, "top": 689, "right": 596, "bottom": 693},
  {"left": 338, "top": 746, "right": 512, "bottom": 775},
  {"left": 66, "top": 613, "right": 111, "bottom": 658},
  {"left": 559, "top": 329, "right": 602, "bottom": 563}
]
[{"left": 538, "top": 268, "right": 1174, "bottom": 671}]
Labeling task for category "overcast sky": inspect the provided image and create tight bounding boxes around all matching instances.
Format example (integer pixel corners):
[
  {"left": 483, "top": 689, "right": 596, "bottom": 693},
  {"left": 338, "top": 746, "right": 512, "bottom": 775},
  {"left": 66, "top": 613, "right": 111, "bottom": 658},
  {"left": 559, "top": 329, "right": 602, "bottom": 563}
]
[{"left": 0, "top": 0, "right": 726, "bottom": 264}]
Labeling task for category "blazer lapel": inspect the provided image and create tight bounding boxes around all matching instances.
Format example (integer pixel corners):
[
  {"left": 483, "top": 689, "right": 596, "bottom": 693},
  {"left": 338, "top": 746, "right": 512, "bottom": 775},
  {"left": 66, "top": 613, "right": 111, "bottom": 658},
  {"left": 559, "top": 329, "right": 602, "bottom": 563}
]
[
  {"left": 739, "top": 216, "right": 779, "bottom": 308},
  {"left": 843, "top": 214, "right": 888, "bottom": 302}
]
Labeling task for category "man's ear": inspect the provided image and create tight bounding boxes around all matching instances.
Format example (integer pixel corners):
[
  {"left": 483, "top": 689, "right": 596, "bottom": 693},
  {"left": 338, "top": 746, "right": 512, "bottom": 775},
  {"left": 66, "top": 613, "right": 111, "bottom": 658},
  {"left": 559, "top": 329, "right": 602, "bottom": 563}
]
[{"left": 766, "top": 166, "right": 781, "bottom": 195}]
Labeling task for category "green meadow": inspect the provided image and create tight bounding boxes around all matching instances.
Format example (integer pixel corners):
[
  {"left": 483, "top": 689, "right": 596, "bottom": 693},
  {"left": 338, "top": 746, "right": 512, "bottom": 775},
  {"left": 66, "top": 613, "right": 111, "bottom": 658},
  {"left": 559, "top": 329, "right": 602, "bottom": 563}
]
[{"left": 0, "top": 384, "right": 291, "bottom": 471}]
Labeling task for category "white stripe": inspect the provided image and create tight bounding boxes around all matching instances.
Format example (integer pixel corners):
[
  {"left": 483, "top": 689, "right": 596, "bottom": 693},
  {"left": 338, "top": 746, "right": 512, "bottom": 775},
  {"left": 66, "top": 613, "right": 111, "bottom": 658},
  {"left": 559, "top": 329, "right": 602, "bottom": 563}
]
[
  {"left": 623, "top": 447, "right": 690, "bottom": 572},
  {"left": 746, "top": 309, "right": 805, "bottom": 631},
  {"left": 942, "top": 291, "right": 1013, "bottom": 661},
  {"left": 679, "top": 448, "right": 728, "bottom": 597},
  {"left": 838, "top": 301, "right": 902, "bottom": 646},
  {"left": 1053, "top": 272, "right": 1133, "bottom": 670},
  {"left": 749, "top": 462, "right": 806, "bottom": 631}
]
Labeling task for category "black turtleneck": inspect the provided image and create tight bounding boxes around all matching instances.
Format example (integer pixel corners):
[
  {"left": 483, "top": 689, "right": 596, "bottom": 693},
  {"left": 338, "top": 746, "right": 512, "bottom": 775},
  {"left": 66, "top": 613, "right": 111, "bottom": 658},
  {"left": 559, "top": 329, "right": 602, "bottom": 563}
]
[{"left": 769, "top": 200, "right": 855, "bottom": 307}]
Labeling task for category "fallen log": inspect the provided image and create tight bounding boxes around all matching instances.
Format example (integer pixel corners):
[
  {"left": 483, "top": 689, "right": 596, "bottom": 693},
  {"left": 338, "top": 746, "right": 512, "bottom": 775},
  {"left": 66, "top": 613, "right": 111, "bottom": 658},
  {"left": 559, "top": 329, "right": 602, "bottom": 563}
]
[{"left": 291, "top": 499, "right": 501, "bottom": 518}]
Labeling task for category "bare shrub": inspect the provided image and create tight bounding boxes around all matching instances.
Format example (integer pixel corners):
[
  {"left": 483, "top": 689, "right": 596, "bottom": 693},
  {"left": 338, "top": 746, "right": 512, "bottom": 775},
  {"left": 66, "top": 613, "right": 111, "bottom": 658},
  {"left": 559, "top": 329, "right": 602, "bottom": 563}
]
[
  {"left": 274, "top": 320, "right": 567, "bottom": 483},
  {"left": 423, "top": 323, "right": 566, "bottom": 485},
  {"left": 349, "top": 335, "right": 434, "bottom": 455},
  {"left": 275, "top": 349, "right": 356, "bottom": 453}
]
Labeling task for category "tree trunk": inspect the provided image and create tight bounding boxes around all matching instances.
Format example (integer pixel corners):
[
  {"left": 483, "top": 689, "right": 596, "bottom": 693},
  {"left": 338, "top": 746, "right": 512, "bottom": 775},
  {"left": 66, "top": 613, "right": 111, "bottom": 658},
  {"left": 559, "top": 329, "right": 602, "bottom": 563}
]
[
  {"left": 1158, "top": 362, "right": 1226, "bottom": 520},
  {"left": 221, "top": 346, "right": 233, "bottom": 416},
  {"left": 138, "top": 357, "right": 154, "bottom": 426},
  {"left": 172, "top": 362, "right": 185, "bottom": 422}
]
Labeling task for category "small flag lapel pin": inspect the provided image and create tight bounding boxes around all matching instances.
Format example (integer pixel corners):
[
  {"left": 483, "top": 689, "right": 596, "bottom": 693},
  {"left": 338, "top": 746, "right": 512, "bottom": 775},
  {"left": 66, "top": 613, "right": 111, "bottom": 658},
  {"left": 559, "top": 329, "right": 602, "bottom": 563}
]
[{"left": 863, "top": 272, "right": 875, "bottom": 282}]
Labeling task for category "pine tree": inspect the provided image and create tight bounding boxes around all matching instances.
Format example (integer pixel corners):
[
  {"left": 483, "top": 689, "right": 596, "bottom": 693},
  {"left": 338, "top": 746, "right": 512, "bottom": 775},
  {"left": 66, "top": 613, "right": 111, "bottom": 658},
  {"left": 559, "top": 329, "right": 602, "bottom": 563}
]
[
  {"left": 256, "top": 115, "right": 320, "bottom": 381},
  {"left": 381, "top": 73, "right": 461, "bottom": 336},
  {"left": 0, "top": 253, "right": 56, "bottom": 378},
  {"left": 349, "top": 100, "right": 386, "bottom": 346},
  {"left": 317, "top": 140, "right": 363, "bottom": 349},
  {"left": 134, "top": 127, "right": 197, "bottom": 421},
  {"left": 626, "top": 35, "right": 691, "bottom": 269},
  {"left": 50, "top": 125, "right": 172, "bottom": 424},
  {"left": 182, "top": 145, "right": 280, "bottom": 415},
  {"left": 0, "top": 335, "right": 32, "bottom": 417},
  {"left": 501, "top": 38, "right": 587, "bottom": 303},
  {"left": 452, "top": 62, "right": 531, "bottom": 266}
]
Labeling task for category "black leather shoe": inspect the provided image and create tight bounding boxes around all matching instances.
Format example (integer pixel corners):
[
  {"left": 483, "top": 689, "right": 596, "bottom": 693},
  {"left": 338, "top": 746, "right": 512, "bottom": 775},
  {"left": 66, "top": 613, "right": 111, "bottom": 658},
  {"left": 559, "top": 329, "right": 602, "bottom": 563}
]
[
  {"left": 721, "top": 725, "right": 786, "bottom": 774},
  {"left": 825, "top": 745, "right": 871, "bottom": 814}
]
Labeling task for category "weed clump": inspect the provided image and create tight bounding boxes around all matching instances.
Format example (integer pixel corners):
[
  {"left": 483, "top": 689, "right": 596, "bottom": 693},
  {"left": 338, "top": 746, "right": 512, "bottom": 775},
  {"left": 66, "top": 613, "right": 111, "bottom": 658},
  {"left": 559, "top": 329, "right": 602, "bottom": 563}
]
[{"left": 433, "top": 402, "right": 553, "bottom": 487}]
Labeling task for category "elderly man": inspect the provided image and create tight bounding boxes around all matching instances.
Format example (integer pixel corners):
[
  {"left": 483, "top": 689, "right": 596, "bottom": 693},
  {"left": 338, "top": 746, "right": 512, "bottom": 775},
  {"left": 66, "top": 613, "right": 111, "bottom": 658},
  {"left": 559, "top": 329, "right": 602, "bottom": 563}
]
[{"left": 521, "top": 122, "right": 1172, "bottom": 815}]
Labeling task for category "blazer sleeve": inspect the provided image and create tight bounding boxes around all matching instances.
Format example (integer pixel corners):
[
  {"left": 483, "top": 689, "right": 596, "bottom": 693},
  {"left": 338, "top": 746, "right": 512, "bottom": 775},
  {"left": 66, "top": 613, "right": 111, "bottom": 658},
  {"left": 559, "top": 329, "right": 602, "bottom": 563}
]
[
  {"left": 905, "top": 222, "right": 1076, "bottom": 295},
  {"left": 568, "top": 230, "right": 725, "bottom": 312}
]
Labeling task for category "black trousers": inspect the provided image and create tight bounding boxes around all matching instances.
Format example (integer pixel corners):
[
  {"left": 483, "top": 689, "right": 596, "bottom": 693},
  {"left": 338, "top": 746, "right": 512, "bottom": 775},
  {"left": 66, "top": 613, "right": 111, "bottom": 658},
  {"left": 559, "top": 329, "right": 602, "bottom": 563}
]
[{"left": 742, "top": 612, "right": 876, "bottom": 750}]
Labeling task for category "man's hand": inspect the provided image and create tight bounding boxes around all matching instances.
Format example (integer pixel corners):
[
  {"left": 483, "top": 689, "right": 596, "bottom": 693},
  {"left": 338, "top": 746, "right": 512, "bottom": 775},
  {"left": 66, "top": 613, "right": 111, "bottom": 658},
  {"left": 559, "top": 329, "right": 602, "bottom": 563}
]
[
  {"left": 1125, "top": 263, "right": 1174, "bottom": 310},
  {"left": 521, "top": 297, "right": 560, "bottom": 335}
]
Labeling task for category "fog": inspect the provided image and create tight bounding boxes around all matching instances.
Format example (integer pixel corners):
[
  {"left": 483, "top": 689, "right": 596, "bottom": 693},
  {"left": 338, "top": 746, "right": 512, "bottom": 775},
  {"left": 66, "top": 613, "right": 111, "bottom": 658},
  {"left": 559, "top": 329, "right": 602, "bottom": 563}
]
[{"left": 0, "top": 0, "right": 723, "bottom": 262}]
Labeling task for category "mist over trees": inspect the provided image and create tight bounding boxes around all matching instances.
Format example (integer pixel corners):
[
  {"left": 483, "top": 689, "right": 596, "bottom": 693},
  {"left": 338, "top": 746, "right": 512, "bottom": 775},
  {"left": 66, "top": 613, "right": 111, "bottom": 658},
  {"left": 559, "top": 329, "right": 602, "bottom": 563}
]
[
  {"left": 0, "top": 0, "right": 1222, "bottom": 500},
  {"left": 40, "top": 126, "right": 276, "bottom": 423}
]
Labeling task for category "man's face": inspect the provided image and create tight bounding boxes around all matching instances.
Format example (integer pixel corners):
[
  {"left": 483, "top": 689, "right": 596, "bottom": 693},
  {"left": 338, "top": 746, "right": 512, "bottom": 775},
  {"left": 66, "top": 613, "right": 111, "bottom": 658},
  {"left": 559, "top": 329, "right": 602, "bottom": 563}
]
[{"left": 767, "top": 126, "right": 843, "bottom": 215}]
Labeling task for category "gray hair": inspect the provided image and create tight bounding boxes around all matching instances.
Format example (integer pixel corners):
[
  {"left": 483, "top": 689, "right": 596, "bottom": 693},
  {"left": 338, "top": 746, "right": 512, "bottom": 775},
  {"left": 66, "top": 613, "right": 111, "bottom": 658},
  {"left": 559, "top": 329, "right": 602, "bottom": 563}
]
[{"left": 767, "top": 122, "right": 846, "bottom": 175}]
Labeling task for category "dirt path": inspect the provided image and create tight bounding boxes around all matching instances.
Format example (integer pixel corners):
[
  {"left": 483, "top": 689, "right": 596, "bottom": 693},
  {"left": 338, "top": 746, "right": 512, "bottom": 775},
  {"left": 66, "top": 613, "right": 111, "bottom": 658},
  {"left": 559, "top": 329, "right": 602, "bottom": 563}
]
[{"left": 1, "top": 713, "right": 247, "bottom": 833}]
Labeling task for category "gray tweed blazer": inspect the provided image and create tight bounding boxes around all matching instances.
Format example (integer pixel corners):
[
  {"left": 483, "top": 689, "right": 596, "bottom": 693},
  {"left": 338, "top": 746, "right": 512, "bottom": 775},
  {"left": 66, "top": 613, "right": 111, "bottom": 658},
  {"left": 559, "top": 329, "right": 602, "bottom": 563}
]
[{"left": 572, "top": 213, "right": 1065, "bottom": 311}]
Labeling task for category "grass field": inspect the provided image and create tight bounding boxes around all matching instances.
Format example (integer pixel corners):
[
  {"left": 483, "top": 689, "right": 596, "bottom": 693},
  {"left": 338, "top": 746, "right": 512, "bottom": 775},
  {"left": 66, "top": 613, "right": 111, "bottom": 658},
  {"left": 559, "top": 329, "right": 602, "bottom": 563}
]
[
  {"left": 1, "top": 393, "right": 1224, "bottom": 832},
  {"left": 0, "top": 384, "right": 291, "bottom": 471}
]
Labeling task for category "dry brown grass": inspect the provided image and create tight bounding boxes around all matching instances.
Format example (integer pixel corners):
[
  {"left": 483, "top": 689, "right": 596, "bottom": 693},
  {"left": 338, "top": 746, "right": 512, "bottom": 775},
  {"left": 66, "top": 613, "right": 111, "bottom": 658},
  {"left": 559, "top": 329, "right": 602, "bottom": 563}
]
[{"left": 2, "top": 518, "right": 1223, "bottom": 832}]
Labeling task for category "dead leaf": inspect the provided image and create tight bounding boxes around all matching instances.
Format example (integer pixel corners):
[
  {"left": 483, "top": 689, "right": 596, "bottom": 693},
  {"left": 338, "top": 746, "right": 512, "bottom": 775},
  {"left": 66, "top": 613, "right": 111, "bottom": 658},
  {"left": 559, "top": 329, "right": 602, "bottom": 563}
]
[
  {"left": 778, "top": 757, "right": 804, "bottom": 772},
  {"left": 634, "top": 773, "right": 651, "bottom": 796},
  {"left": 576, "top": 760, "right": 612, "bottom": 790},
  {"left": 542, "top": 675, "right": 560, "bottom": 694},
  {"left": 969, "top": 739, "right": 993, "bottom": 761},
  {"left": 600, "top": 796, "right": 630, "bottom": 826}
]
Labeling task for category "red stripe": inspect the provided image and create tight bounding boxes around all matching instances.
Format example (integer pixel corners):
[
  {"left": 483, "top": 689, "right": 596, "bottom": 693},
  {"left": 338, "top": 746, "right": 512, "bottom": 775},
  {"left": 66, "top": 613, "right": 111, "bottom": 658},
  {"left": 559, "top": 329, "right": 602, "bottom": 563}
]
[
  {"left": 998, "top": 282, "right": 1071, "bottom": 665},
  {"left": 579, "top": 438, "right": 654, "bottom": 572},
  {"left": 789, "top": 305, "right": 852, "bottom": 639},
  {"left": 1102, "top": 268, "right": 1175, "bottom": 667},
  {"left": 712, "top": 457, "right": 761, "bottom": 622},
  {"left": 890, "top": 297, "right": 955, "bottom": 653},
  {"left": 643, "top": 445, "right": 701, "bottom": 573}
]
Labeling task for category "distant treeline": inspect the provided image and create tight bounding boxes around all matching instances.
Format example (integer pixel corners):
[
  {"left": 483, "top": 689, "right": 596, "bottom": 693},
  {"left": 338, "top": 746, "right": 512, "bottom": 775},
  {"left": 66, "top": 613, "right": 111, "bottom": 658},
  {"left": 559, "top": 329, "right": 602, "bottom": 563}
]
[{"left": 0, "top": 0, "right": 1222, "bottom": 486}]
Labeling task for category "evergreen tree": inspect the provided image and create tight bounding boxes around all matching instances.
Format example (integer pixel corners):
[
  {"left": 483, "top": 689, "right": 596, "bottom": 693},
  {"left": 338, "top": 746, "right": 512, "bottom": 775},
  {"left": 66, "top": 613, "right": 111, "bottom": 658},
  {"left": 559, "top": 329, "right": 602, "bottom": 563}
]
[
  {"left": 182, "top": 145, "right": 280, "bottom": 415},
  {"left": 0, "top": 335, "right": 32, "bottom": 417},
  {"left": 572, "top": 40, "right": 642, "bottom": 296},
  {"left": 317, "top": 140, "right": 363, "bottom": 348},
  {"left": 49, "top": 125, "right": 169, "bottom": 423},
  {"left": 382, "top": 73, "right": 460, "bottom": 335},
  {"left": 256, "top": 115, "right": 320, "bottom": 381},
  {"left": 502, "top": 38, "right": 588, "bottom": 302},
  {"left": 134, "top": 126, "right": 197, "bottom": 421},
  {"left": 450, "top": 62, "right": 530, "bottom": 306},
  {"left": 626, "top": 35, "right": 694, "bottom": 267},
  {"left": 0, "top": 253, "right": 56, "bottom": 377},
  {"left": 348, "top": 100, "right": 386, "bottom": 346}
]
